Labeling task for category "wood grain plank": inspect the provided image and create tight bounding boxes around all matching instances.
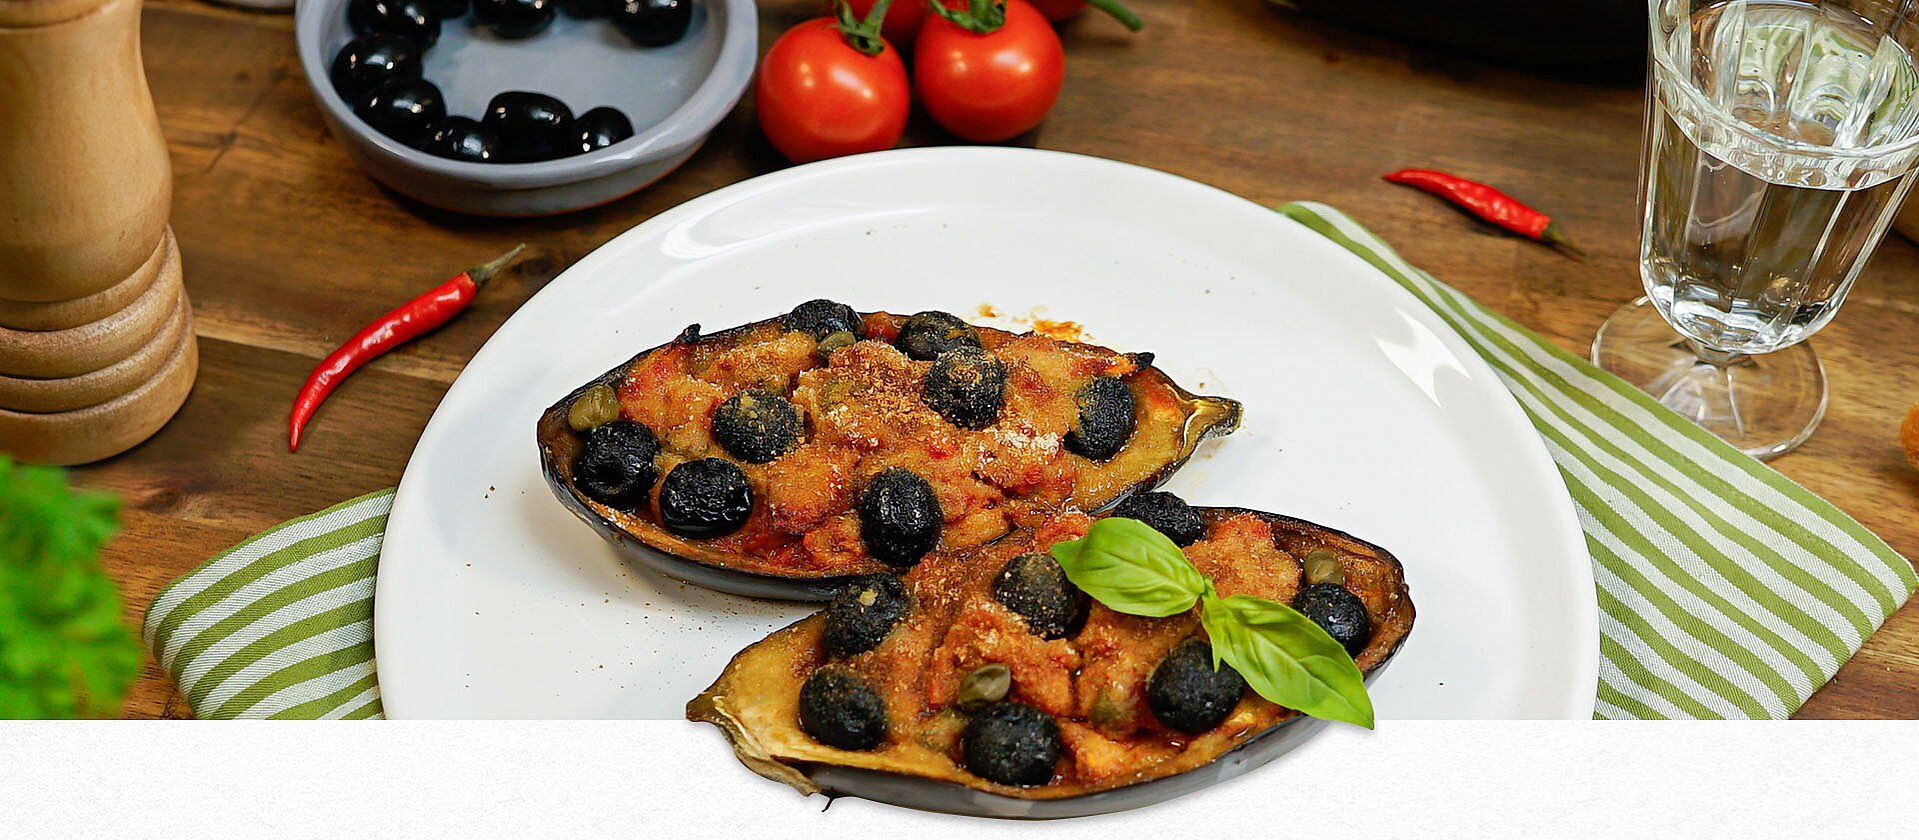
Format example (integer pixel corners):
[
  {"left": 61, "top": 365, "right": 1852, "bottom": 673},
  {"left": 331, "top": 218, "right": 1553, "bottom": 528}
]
[
  {"left": 99, "top": 508, "right": 253, "bottom": 720},
  {"left": 82, "top": 0, "right": 1918, "bottom": 720}
]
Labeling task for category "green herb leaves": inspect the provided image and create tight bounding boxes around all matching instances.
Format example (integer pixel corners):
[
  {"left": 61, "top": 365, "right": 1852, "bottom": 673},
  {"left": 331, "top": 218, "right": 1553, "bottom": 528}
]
[
  {"left": 1198, "top": 593, "right": 1373, "bottom": 728},
  {"left": 0, "top": 456, "right": 142, "bottom": 719},
  {"left": 1049, "top": 518, "right": 1208, "bottom": 616},
  {"left": 1051, "top": 517, "right": 1374, "bottom": 729}
]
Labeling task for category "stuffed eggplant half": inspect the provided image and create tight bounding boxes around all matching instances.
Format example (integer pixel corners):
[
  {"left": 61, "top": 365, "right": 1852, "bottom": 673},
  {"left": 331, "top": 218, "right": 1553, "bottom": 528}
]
[
  {"left": 686, "top": 494, "right": 1415, "bottom": 818},
  {"left": 537, "top": 301, "right": 1242, "bottom": 601}
]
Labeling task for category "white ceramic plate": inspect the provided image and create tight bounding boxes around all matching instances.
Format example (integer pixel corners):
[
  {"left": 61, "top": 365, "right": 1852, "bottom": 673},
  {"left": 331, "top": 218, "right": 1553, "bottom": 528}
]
[{"left": 374, "top": 147, "right": 1598, "bottom": 720}]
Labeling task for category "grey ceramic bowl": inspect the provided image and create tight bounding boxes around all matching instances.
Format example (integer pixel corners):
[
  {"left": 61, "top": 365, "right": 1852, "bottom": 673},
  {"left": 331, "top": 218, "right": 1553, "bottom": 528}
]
[{"left": 294, "top": 0, "right": 756, "bottom": 216}]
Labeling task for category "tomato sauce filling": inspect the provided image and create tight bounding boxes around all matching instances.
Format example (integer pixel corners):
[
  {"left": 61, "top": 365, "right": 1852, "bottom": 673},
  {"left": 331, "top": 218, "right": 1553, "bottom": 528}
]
[
  {"left": 604, "top": 314, "right": 1193, "bottom": 577},
  {"left": 834, "top": 511, "right": 1313, "bottom": 789}
]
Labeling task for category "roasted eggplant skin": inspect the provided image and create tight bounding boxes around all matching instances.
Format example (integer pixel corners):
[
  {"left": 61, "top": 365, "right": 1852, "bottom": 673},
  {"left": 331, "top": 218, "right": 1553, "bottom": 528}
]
[
  {"left": 686, "top": 507, "right": 1414, "bottom": 818},
  {"left": 537, "top": 325, "right": 852, "bottom": 600},
  {"left": 536, "top": 312, "right": 1243, "bottom": 602}
]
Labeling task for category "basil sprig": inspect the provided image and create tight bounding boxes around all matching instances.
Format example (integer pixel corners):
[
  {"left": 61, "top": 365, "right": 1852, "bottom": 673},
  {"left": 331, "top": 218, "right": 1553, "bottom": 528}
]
[
  {"left": 1050, "top": 517, "right": 1375, "bottom": 729},
  {"left": 1047, "top": 518, "right": 1209, "bottom": 616}
]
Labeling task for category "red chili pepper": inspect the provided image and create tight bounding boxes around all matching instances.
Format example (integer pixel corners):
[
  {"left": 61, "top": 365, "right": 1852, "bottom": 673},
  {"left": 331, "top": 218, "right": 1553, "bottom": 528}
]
[
  {"left": 1382, "top": 169, "right": 1584, "bottom": 257},
  {"left": 288, "top": 244, "right": 526, "bottom": 452}
]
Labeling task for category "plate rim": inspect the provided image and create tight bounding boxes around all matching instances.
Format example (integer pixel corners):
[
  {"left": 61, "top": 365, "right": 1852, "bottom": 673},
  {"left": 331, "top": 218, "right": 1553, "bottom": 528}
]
[{"left": 373, "top": 146, "right": 1600, "bottom": 721}]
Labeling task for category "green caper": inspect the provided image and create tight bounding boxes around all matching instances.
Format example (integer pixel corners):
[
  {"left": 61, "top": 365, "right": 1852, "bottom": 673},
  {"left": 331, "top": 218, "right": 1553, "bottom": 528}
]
[
  {"left": 1088, "top": 687, "right": 1126, "bottom": 729},
  {"left": 915, "top": 707, "right": 969, "bottom": 753},
  {"left": 956, "top": 663, "right": 1012, "bottom": 712},
  {"left": 567, "top": 384, "right": 622, "bottom": 432},
  {"left": 1303, "top": 548, "right": 1345, "bottom": 586},
  {"left": 815, "top": 377, "right": 853, "bottom": 411},
  {"left": 817, "top": 330, "right": 858, "bottom": 356}
]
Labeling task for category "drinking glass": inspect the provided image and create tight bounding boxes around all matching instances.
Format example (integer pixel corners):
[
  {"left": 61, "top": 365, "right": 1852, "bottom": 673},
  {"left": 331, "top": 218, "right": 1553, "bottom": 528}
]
[{"left": 1593, "top": 0, "right": 1919, "bottom": 459}]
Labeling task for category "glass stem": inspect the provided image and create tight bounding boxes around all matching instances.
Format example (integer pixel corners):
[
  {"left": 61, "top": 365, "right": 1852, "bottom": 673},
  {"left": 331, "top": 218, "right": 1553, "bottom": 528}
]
[{"left": 1685, "top": 338, "right": 1748, "bottom": 369}]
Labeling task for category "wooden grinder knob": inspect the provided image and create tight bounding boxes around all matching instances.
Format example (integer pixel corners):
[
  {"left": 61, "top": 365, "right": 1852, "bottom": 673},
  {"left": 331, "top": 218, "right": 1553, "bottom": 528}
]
[{"left": 0, "top": 0, "right": 196, "bottom": 465}]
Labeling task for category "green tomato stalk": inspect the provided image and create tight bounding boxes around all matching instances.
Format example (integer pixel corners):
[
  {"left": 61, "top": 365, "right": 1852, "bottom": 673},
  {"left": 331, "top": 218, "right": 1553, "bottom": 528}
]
[
  {"left": 835, "top": 0, "right": 895, "bottom": 55},
  {"left": 931, "top": 0, "right": 1143, "bottom": 34},
  {"left": 928, "top": 0, "right": 1007, "bottom": 34},
  {"left": 1084, "top": 0, "right": 1143, "bottom": 32}
]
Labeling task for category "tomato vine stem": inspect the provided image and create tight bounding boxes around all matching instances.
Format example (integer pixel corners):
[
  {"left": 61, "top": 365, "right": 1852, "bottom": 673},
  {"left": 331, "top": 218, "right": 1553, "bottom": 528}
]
[
  {"left": 928, "top": 0, "right": 1007, "bottom": 34},
  {"left": 834, "top": 0, "right": 894, "bottom": 55},
  {"left": 1084, "top": 0, "right": 1142, "bottom": 31}
]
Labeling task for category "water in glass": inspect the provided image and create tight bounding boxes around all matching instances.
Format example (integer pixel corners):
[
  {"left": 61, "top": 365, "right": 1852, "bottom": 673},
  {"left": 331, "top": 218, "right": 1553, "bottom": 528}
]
[{"left": 1643, "top": 0, "right": 1919, "bottom": 355}]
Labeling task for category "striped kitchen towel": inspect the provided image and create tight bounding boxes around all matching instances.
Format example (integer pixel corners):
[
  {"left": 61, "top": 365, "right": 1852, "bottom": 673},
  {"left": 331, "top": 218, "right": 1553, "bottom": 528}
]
[
  {"left": 1282, "top": 202, "right": 1915, "bottom": 719},
  {"left": 139, "top": 203, "right": 1916, "bottom": 719},
  {"left": 141, "top": 489, "right": 391, "bottom": 719}
]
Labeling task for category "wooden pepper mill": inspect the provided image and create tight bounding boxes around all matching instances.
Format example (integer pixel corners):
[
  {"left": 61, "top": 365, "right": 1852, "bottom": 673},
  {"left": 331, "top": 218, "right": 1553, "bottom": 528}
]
[{"left": 0, "top": 0, "right": 197, "bottom": 465}]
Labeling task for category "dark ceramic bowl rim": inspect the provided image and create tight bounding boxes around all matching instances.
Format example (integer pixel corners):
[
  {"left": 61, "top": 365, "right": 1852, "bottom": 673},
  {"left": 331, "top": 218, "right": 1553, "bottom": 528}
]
[{"left": 292, "top": 0, "right": 756, "bottom": 189}]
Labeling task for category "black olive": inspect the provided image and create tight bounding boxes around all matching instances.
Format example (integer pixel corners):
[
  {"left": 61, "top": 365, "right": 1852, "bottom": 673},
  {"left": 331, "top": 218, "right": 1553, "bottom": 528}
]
[
  {"left": 329, "top": 33, "right": 422, "bottom": 102},
  {"left": 423, "top": 116, "right": 500, "bottom": 162},
  {"left": 472, "top": 0, "right": 555, "bottom": 38},
  {"left": 433, "top": 0, "right": 468, "bottom": 16},
  {"left": 991, "top": 553, "right": 1087, "bottom": 640},
  {"left": 782, "top": 299, "right": 862, "bottom": 340},
  {"left": 557, "top": 0, "right": 612, "bottom": 16},
  {"left": 573, "top": 419, "right": 660, "bottom": 511},
  {"left": 1292, "top": 582, "right": 1372, "bottom": 657},
  {"left": 822, "top": 574, "right": 910, "bottom": 658},
  {"left": 354, "top": 78, "right": 446, "bottom": 149},
  {"left": 961, "top": 702, "right": 1061, "bottom": 786},
  {"left": 612, "top": 0, "right": 693, "bottom": 46},
  {"left": 894, "top": 310, "right": 980, "bottom": 361},
  {"left": 347, "top": 0, "right": 440, "bottom": 48},
  {"left": 922, "top": 346, "right": 1006, "bottom": 430},
  {"left": 1110, "top": 491, "right": 1205, "bottom": 547},
  {"left": 798, "top": 668, "right": 887, "bottom": 751},
  {"left": 1146, "top": 639, "right": 1245, "bottom": 734},
  {"left": 657, "top": 458, "right": 753, "bottom": 538},
  {"left": 711, "top": 388, "right": 801, "bottom": 464},
  {"left": 858, "top": 467, "right": 941, "bottom": 568},
  {"left": 1064, "top": 377, "right": 1135, "bottom": 461},
  {"left": 574, "top": 107, "right": 635, "bottom": 154},
  {"left": 482, "top": 91, "right": 575, "bottom": 162}
]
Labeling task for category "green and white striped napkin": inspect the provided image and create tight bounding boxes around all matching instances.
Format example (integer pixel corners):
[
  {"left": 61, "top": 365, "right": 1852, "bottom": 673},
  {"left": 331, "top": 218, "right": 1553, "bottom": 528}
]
[
  {"left": 141, "top": 489, "right": 391, "bottom": 719},
  {"left": 140, "top": 202, "right": 1916, "bottom": 720},
  {"left": 1283, "top": 202, "right": 1915, "bottom": 718}
]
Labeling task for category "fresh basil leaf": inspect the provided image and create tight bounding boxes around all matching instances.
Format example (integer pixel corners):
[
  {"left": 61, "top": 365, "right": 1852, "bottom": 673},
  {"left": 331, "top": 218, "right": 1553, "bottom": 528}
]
[
  {"left": 1199, "top": 593, "right": 1374, "bottom": 729},
  {"left": 1049, "top": 518, "right": 1207, "bottom": 618}
]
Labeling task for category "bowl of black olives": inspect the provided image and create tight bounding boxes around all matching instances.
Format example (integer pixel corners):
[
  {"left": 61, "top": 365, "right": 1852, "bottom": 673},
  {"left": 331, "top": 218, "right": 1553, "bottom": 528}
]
[{"left": 295, "top": 0, "right": 756, "bottom": 216}]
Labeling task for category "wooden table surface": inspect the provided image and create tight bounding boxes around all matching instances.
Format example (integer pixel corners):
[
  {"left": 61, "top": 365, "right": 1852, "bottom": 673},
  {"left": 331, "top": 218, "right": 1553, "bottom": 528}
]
[{"left": 90, "top": 0, "right": 1919, "bottom": 719}]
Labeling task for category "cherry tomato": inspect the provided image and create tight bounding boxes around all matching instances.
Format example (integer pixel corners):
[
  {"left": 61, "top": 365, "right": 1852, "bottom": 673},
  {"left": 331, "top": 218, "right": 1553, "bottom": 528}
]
[
  {"left": 756, "top": 17, "right": 910, "bottom": 163},
  {"left": 915, "top": 0, "right": 1064, "bottom": 143},
  {"left": 847, "top": 0, "right": 928, "bottom": 51},
  {"left": 1025, "top": 0, "right": 1083, "bottom": 21}
]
